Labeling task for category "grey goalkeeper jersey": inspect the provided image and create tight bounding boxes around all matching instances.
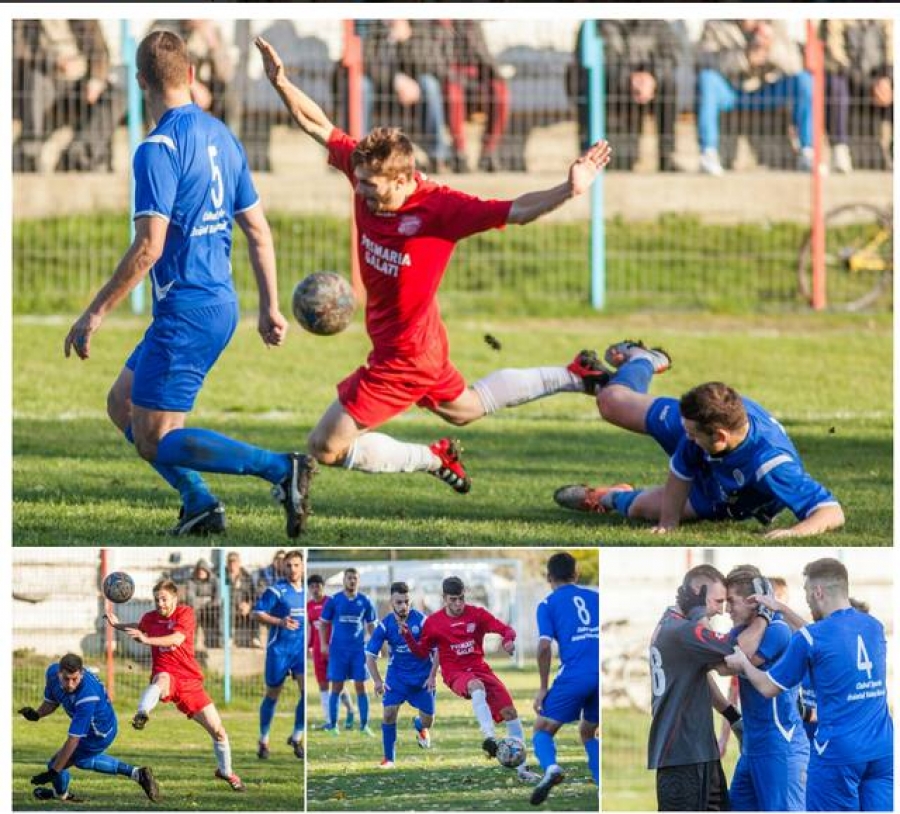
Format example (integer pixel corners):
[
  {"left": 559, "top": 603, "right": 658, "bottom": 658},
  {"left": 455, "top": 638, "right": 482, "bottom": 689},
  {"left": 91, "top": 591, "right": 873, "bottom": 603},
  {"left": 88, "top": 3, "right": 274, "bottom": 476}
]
[{"left": 647, "top": 606, "right": 734, "bottom": 769}]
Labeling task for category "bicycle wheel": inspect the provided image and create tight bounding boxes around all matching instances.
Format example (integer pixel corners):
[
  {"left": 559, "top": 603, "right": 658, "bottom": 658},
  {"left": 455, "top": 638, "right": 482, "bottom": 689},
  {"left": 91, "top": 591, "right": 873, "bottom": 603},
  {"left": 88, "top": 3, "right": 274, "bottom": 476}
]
[{"left": 798, "top": 203, "right": 893, "bottom": 311}]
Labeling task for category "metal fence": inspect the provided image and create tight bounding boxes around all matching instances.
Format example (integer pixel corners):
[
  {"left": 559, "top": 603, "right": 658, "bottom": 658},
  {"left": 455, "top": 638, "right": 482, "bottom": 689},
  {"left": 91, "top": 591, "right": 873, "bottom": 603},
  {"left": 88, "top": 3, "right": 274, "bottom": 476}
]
[{"left": 11, "top": 17, "right": 893, "bottom": 314}]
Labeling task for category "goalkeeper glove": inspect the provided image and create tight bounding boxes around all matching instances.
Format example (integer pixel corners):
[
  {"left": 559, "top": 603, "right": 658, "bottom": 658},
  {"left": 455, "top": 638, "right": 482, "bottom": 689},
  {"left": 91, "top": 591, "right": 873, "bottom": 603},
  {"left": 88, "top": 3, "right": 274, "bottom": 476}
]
[
  {"left": 18, "top": 706, "right": 40, "bottom": 722},
  {"left": 31, "top": 768, "right": 59, "bottom": 785},
  {"left": 676, "top": 582, "right": 708, "bottom": 619},
  {"left": 752, "top": 576, "right": 775, "bottom": 623}
]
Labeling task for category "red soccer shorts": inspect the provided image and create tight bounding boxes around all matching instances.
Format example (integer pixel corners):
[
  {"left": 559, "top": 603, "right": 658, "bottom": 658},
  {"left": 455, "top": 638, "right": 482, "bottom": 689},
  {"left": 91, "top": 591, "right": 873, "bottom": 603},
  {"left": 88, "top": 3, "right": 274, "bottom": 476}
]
[
  {"left": 446, "top": 667, "right": 514, "bottom": 723},
  {"left": 313, "top": 653, "right": 328, "bottom": 687},
  {"left": 159, "top": 673, "right": 213, "bottom": 719},
  {"left": 337, "top": 347, "right": 467, "bottom": 429}
]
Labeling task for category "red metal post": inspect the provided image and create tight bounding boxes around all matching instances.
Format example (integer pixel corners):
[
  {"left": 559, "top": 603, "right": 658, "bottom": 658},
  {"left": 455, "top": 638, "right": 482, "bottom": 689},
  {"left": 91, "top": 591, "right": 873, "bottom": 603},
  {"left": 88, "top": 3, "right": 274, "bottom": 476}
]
[
  {"left": 100, "top": 549, "right": 115, "bottom": 701},
  {"left": 806, "top": 20, "right": 826, "bottom": 310}
]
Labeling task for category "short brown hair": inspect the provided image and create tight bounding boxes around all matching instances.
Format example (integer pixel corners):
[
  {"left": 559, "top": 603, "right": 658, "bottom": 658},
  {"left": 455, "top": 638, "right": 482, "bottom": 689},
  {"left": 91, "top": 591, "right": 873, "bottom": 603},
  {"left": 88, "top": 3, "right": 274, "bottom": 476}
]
[
  {"left": 680, "top": 382, "right": 748, "bottom": 434},
  {"left": 137, "top": 30, "right": 191, "bottom": 94},
  {"left": 352, "top": 127, "right": 416, "bottom": 180},
  {"left": 684, "top": 564, "right": 726, "bottom": 589},
  {"left": 284, "top": 550, "right": 303, "bottom": 563},
  {"left": 153, "top": 578, "right": 179, "bottom": 597},
  {"left": 59, "top": 653, "right": 84, "bottom": 674},
  {"left": 725, "top": 564, "right": 763, "bottom": 598},
  {"left": 803, "top": 558, "right": 849, "bottom": 593}
]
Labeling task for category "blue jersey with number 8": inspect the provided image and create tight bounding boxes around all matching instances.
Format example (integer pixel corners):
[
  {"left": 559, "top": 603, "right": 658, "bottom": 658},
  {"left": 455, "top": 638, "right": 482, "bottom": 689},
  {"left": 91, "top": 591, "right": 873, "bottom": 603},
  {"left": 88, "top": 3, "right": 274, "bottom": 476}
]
[{"left": 537, "top": 584, "right": 599, "bottom": 674}]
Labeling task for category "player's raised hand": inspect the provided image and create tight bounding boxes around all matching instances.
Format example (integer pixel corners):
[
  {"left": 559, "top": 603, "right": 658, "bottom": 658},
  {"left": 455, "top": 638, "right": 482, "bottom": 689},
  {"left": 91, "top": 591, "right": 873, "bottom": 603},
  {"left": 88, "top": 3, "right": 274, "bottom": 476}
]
[
  {"left": 502, "top": 638, "right": 516, "bottom": 656},
  {"left": 569, "top": 140, "right": 612, "bottom": 197},
  {"left": 532, "top": 688, "right": 547, "bottom": 716},
  {"left": 64, "top": 311, "right": 103, "bottom": 360},
  {"left": 258, "top": 308, "right": 288, "bottom": 348},
  {"left": 255, "top": 37, "right": 285, "bottom": 88}
]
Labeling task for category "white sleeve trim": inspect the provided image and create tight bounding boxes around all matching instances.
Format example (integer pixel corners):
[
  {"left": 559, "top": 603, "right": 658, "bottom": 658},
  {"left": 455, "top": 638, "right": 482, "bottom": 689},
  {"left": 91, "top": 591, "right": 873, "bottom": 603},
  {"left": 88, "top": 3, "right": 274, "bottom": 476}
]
[
  {"left": 235, "top": 197, "right": 261, "bottom": 215},
  {"left": 75, "top": 695, "right": 100, "bottom": 706},
  {"left": 768, "top": 672, "right": 792, "bottom": 692},
  {"left": 134, "top": 210, "right": 171, "bottom": 223},
  {"left": 538, "top": 634, "right": 553, "bottom": 642},
  {"left": 669, "top": 460, "right": 693, "bottom": 481},
  {"left": 755, "top": 454, "right": 793, "bottom": 481},
  {"left": 143, "top": 134, "right": 176, "bottom": 151},
  {"left": 798, "top": 627, "right": 813, "bottom": 646},
  {"left": 802, "top": 500, "right": 842, "bottom": 519}
]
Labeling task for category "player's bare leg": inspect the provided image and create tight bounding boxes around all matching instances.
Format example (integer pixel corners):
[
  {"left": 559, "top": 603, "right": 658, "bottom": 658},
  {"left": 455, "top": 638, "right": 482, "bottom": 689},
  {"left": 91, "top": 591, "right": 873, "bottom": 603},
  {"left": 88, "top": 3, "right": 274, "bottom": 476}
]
[
  {"left": 193, "top": 704, "right": 245, "bottom": 792},
  {"left": 133, "top": 673, "right": 170, "bottom": 729}
]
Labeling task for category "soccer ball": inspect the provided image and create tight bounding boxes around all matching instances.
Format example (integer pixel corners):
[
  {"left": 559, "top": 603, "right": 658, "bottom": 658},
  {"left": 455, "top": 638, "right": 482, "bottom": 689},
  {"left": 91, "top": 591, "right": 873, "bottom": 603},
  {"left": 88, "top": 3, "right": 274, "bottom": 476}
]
[
  {"left": 102, "top": 571, "right": 135, "bottom": 604},
  {"left": 496, "top": 737, "right": 526, "bottom": 769},
  {"left": 291, "top": 271, "right": 356, "bottom": 336}
]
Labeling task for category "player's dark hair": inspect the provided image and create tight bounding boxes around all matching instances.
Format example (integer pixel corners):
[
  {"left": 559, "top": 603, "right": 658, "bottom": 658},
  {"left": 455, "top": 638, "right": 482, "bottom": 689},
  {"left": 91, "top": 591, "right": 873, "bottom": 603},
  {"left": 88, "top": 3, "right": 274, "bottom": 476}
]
[
  {"left": 850, "top": 597, "right": 870, "bottom": 613},
  {"left": 352, "top": 126, "right": 416, "bottom": 180},
  {"left": 344, "top": 567, "right": 358, "bottom": 577},
  {"left": 680, "top": 382, "right": 748, "bottom": 434},
  {"left": 59, "top": 653, "right": 84, "bottom": 674},
  {"left": 153, "top": 578, "right": 179, "bottom": 597},
  {"left": 137, "top": 30, "right": 191, "bottom": 95},
  {"left": 284, "top": 550, "right": 303, "bottom": 562},
  {"left": 803, "top": 558, "right": 849, "bottom": 592},
  {"left": 442, "top": 576, "right": 465, "bottom": 596},
  {"left": 724, "top": 564, "right": 762, "bottom": 598},
  {"left": 307, "top": 574, "right": 324, "bottom": 586},
  {"left": 683, "top": 564, "right": 726, "bottom": 589},
  {"left": 547, "top": 552, "right": 577, "bottom": 583},
  {"left": 390, "top": 581, "right": 409, "bottom": 595}
]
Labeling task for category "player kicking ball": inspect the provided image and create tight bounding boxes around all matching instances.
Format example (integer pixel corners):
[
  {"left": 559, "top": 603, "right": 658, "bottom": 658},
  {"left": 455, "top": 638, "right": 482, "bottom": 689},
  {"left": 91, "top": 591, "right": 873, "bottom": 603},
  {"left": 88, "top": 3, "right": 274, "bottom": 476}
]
[
  {"left": 106, "top": 579, "right": 245, "bottom": 792},
  {"left": 402, "top": 576, "right": 539, "bottom": 783}
]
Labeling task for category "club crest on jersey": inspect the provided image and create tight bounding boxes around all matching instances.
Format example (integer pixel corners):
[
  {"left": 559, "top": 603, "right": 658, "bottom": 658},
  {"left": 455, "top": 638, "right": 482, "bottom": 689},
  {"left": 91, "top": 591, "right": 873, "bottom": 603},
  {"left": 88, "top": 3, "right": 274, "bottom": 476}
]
[
  {"left": 411, "top": 625, "right": 420, "bottom": 634},
  {"left": 466, "top": 623, "right": 476, "bottom": 633},
  {"left": 733, "top": 470, "right": 745, "bottom": 486},
  {"left": 397, "top": 215, "right": 422, "bottom": 236}
]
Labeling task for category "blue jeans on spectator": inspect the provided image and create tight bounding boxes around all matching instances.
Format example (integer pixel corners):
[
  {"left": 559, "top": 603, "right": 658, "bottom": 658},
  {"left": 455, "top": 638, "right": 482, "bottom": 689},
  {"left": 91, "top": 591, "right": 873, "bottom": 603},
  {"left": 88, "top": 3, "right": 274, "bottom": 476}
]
[
  {"left": 697, "top": 68, "right": 813, "bottom": 151},
  {"left": 361, "top": 73, "right": 449, "bottom": 164}
]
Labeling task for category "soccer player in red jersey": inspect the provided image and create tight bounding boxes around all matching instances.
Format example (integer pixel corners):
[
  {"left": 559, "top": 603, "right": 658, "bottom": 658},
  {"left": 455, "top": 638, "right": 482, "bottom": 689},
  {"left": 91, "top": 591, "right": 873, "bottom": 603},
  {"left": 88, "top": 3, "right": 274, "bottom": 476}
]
[
  {"left": 306, "top": 573, "right": 356, "bottom": 729},
  {"left": 401, "top": 576, "right": 538, "bottom": 781},
  {"left": 256, "top": 37, "right": 612, "bottom": 495},
  {"left": 106, "top": 579, "right": 245, "bottom": 792}
]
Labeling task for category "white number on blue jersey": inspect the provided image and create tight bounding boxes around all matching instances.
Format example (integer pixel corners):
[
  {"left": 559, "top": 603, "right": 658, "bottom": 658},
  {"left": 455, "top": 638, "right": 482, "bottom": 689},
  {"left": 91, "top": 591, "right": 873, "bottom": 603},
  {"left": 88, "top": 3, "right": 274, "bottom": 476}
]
[
  {"left": 208, "top": 145, "right": 224, "bottom": 209},
  {"left": 650, "top": 646, "right": 666, "bottom": 696},
  {"left": 573, "top": 595, "right": 592, "bottom": 625},
  {"left": 857, "top": 635, "right": 874, "bottom": 680}
]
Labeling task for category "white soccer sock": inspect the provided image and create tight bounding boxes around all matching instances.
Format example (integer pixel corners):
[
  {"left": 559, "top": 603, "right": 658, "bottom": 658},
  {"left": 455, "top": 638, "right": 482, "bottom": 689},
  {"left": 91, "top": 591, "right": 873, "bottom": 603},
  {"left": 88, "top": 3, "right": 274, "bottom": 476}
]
[
  {"left": 470, "top": 689, "right": 496, "bottom": 738},
  {"left": 472, "top": 368, "right": 582, "bottom": 415},
  {"left": 344, "top": 434, "right": 439, "bottom": 474},
  {"left": 137, "top": 684, "right": 161, "bottom": 715},
  {"left": 320, "top": 692, "right": 331, "bottom": 721},
  {"left": 213, "top": 738, "right": 232, "bottom": 776},
  {"left": 130, "top": 768, "right": 139, "bottom": 781},
  {"left": 505, "top": 717, "right": 525, "bottom": 742}
]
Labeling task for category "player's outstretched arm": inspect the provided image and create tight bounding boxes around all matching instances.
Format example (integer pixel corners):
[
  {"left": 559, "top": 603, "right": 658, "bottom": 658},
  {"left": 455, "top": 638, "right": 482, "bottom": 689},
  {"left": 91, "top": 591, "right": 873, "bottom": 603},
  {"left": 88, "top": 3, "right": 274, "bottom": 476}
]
[
  {"left": 725, "top": 646, "right": 781, "bottom": 698},
  {"left": 255, "top": 36, "right": 335, "bottom": 146},
  {"left": 763, "top": 503, "right": 845, "bottom": 539},
  {"left": 651, "top": 472, "right": 691, "bottom": 534},
  {"left": 506, "top": 140, "right": 611, "bottom": 225}
]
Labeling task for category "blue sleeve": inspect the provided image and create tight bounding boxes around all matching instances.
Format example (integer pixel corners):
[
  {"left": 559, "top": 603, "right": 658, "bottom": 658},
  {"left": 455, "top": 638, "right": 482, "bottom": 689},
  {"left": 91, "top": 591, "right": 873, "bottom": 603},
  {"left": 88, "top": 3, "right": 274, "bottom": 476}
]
[
  {"left": 670, "top": 436, "right": 700, "bottom": 480},
  {"left": 253, "top": 586, "right": 278, "bottom": 615},
  {"left": 757, "top": 458, "right": 839, "bottom": 520},
  {"left": 320, "top": 597, "right": 336, "bottom": 623},
  {"left": 233, "top": 142, "right": 258, "bottom": 214},
  {"left": 365, "top": 622, "right": 386, "bottom": 657},
  {"left": 536, "top": 600, "right": 555, "bottom": 640},
  {"left": 43, "top": 667, "right": 56, "bottom": 704},
  {"left": 133, "top": 140, "right": 179, "bottom": 221},
  {"left": 365, "top": 598, "right": 377, "bottom": 624},
  {"left": 767, "top": 628, "right": 813, "bottom": 690},
  {"left": 756, "top": 619, "right": 792, "bottom": 665}
]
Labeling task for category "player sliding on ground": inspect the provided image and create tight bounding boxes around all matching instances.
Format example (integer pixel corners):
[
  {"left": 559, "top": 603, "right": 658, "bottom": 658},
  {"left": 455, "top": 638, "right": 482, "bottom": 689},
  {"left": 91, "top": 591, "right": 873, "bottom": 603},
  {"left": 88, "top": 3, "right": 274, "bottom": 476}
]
[
  {"left": 106, "top": 578, "right": 246, "bottom": 792},
  {"left": 256, "top": 36, "right": 611, "bottom": 495},
  {"left": 554, "top": 340, "right": 845, "bottom": 537},
  {"left": 19, "top": 653, "right": 159, "bottom": 804},
  {"left": 401, "top": 576, "right": 540, "bottom": 783}
]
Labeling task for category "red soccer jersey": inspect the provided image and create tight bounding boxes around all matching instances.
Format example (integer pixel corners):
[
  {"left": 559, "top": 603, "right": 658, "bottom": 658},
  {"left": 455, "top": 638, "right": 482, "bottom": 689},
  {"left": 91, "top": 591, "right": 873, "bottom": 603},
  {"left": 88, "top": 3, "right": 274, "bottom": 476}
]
[
  {"left": 306, "top": 595, "right": 329, "bottom": 657},
  {"left": 403, "top": 604, "right": 515, "bottom": 682},
  {"left": 138, "top": 604, "right": 205, "bottom": 682},
  {"left": 327, "top": 129, "right": 513, "bottom": 359}
]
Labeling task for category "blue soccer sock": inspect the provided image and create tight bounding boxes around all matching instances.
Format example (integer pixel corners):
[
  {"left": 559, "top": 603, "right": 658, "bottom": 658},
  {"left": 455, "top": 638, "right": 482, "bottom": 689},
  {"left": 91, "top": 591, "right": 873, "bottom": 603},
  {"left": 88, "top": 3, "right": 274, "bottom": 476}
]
[
  {"left": 413, "top": 716, "right": 424, "bottom": 733},
  {"left": 154, "top": 428, "right": 291, "bottom": 485},
  {"left": 74, "top": 753, "right": 135, "bottom": 778},
  {"left": 382, "top": 722, "right": 397, "bottom": 761},
  {"left": 612, "top": 489, "right": 642, "bottom": 518},
  {"left": 293, "top": 694, "right": 305, "bottom": 739},
  {"left": 610, "top": 358, "right": 655, "bottom": 394},
  {"left": 584, "top": 737, "right": 599, "bottom": 783},
  {"left": 358, "top": 693, "right": 369, "bottom": 728},
  {"left": 49, "top": 762, "right": 70, "bottom": 797},
  {"left": 328, "top": 692, "right": 340, "bottom": 728},
  {"left": 124, "top": 425, "right": 215, "bottom": 513},
  {"left": 533, "top": 730, "right": 557, "bottom": 771},
  {"left": 260, "top": 696, "right": 277, "bottom": 740}
]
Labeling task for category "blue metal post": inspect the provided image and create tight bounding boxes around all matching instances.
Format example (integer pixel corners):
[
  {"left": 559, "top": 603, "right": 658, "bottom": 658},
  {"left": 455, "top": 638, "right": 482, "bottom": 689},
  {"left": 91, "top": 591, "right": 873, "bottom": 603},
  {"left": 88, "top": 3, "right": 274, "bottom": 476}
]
[
  {"left": 220, "top": 554, "right": 232, "bottom": 704},
  {"left": 122, "top": 21, "right": 145, "bottom": 315},
  {"left": 581, "top": 21, "right": 606, "bottom": 310}
]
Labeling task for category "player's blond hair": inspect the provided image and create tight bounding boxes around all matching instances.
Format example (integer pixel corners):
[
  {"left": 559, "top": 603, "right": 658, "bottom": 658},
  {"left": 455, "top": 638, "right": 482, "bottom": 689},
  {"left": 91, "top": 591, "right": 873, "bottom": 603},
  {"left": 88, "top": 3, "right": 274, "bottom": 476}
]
[
  {"left": 137, "top": 30, "right": 191, "bottom": 95},
  {"left": 152, "top": 578, "right": 179, "bottom": 597},
  {"left": 352, "top": 127, "right": 416, "bottom": 180}
]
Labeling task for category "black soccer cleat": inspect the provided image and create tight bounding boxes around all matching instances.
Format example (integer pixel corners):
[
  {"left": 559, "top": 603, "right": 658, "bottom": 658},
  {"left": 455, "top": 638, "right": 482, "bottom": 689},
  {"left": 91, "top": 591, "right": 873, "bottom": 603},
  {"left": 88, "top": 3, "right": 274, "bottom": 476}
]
[
  {"left": 33, "top": 788, "right": 87, "bottom": 803},
  {"left": 288, "top": 735, "right": 304, "bottom": 759},
  {"left": 272, "top": 453, "right": 318, "bottom": 538},
  {"left": 136, "top": 767, "right": 160, "bottom": 802},
  {"left": 530, "top": 767, "right": 565, "bottom": 806},
  {"left": 168, "top": 501, "right": 227, "bottom": 537},
  {"left": 257, "top": 741, "right": 270, "bottom": 760},
  {"left": 132, "top": 711, "right": 149, "bottom": 730},
  {"left": 482, "top": 736, "right": 499, "bottom": 758}
]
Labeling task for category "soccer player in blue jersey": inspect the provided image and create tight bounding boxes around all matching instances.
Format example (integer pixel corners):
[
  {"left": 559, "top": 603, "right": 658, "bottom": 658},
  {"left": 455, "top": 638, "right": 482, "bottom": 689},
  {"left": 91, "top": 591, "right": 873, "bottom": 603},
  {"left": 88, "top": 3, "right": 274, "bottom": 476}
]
[
  {"left": 529, "top": 553, "right": 599, "bottom": 806},
  {"left": 18, "top": 653, "right": 159, "bottom": 803},
  {"left": 723, "top": 565, "right": 809, "bottom": 811},
  {"left": 63, "top": 28, "right": 315, "bottom": 539},
  {"left": 726, "top": 558, "right": 893, "bottom": 811},
  {"left": 319, "top": 567, "right": 378, "bottom": 734},
  {"left": 365, "top": 581, "right": 439, "bottom": 768},
  {"left": 555, "top": 341, "right": 845, "bottom": 538},
  {"left": 252, "top": 549, "right": 306, "bottom": 760}
]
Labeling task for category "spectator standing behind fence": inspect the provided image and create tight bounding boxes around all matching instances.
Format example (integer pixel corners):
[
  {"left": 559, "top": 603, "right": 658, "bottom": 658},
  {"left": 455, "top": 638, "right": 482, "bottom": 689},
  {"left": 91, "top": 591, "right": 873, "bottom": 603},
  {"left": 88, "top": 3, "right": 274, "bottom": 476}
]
[
  {"left": 226, "top": 552, "right": 259, "bottom": 648},
  {"left": 361, "top": 19, "right": 451, "bottom": 174},
  {"left": 696, "top": 20, "right": 813, "bottom": 176},
  {"left": 440, "top": 20, "right": 510, "bottom": 174},
  {"left": 186, "top": 559, "right": 221, "bottom": 649},
  {"left": 255, "top": 549, "right": 287, "bottom": 595},
  {"left": 12, "top": 19, "right": 118, "bottom": 173},
  {"left": 820, "top": 19, "right": 893, "bottom": 173}
]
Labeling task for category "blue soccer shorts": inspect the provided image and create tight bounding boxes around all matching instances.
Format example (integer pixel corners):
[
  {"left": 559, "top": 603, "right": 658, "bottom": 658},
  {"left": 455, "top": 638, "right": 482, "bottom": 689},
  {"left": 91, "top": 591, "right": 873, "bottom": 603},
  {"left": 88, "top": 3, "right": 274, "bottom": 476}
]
[
  {"left": 383, "top": 680, "right": 436, "bottom": 715},
  {"left": 69, "top": 726, "right": 117, "bottom": 764},
  {"left": 326, "top": 647, "right": 368, "bottom": 683},
  {"left": 541, "top": 669, "right": 599, "bottom": 725},
  {"left": 730, "top": 749, "right": 808, "bottom": 811},
  {"left": 265, "top": 644, "right": 304, "bottom": 688},
  {"left": 807, "top": 755, "right": 893, "bottom": 812},
  {"left": 126, "top": 299, "right": 239, "bottom": 413}
]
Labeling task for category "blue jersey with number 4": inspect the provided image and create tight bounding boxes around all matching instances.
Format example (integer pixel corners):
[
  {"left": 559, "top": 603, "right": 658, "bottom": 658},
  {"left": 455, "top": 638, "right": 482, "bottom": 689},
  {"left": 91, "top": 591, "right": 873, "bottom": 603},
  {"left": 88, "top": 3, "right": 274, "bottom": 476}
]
[
  {"left": 254, "top": 580, "right": 305, "bottom": 652},
  {"left": 321, "top": 592, "right": 377, "bottom": 652},
  {"left": 366, "top": 609, "right": 434, "bottom": 687},
  {"left": 537, "top": 584, "right": 599, "bottom": 675},
  {"left": 133, "top": 103, "right": 258, "bottom": 316},
  {"left": 44, "top": 664, "right": 117, "bottom": 740},
  {"left": 767, "top": 608, "right": 893, "bottom": 764}
]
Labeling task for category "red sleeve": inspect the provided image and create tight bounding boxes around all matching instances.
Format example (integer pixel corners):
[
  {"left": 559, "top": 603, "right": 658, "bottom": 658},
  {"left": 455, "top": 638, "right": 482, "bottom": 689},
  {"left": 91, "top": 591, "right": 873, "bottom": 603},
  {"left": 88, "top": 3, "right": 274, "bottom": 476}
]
[
  {"left": 403, "top": 617, "right": 432, "bottom": 658},
  {"left": 173, "top": 605, "right": 195, "bottom": 639},
  {"left": 433, "top": 186, "right": 512, "bottom": 242},
  {"left": 326, "top": 128, "right": 357, "bottom": 183},
  {"left": 478, "top": 606, "right": 516, "bottom": 642},
  {"left": 138, "top": 612, "right": 150, "bottom": 634}
]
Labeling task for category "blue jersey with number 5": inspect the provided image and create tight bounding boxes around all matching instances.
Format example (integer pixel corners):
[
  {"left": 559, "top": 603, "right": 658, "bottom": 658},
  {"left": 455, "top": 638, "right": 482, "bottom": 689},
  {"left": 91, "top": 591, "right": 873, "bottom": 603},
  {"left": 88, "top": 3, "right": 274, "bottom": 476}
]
[
  {"left": 767, "top": 608, "right": 893, "bottom": 764},
  {"left": 133, "top": 103, "right": 258, "bottom": 316},
  {"left": 537, "top": 584, "right": 599, "bottom": 675}
]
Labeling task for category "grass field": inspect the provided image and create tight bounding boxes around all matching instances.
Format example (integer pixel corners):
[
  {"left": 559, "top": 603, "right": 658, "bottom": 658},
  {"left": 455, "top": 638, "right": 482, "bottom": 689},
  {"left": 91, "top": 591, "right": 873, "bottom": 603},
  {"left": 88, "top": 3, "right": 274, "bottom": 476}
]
[
  {"left": 306, "top": 665, "right": 597, "bottom": 811},
  {"left": 12, "top": 705, "right": 302, "bottom": 811},
  {"left": 13, "top": 312, "right": 891, "bottom": 546}
]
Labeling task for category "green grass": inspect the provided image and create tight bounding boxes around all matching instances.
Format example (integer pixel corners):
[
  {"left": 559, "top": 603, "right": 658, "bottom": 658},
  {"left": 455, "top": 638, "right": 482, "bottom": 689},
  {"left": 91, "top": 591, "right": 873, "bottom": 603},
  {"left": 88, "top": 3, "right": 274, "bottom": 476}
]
[
  {"left": 306, "top": 665, "right": 597, "bottom": 811},
  {"left": 13, "top": 312, "right": 892, "bottom": 545}
]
